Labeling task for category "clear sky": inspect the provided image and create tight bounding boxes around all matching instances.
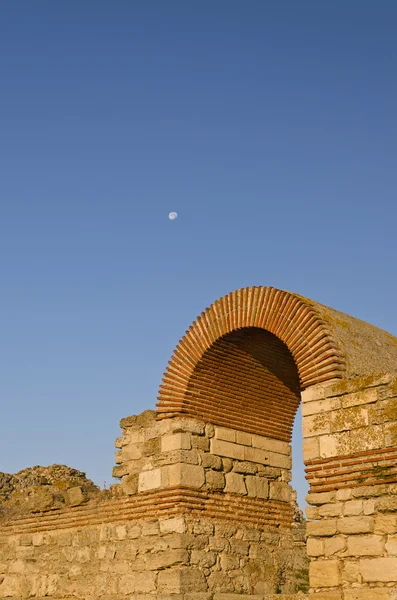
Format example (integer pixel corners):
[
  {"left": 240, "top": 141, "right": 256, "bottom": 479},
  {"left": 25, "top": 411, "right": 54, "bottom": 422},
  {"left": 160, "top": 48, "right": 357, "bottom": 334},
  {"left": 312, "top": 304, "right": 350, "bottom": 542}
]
[{"left": 1, "top": 1, "right": 396, "bottom": 509}]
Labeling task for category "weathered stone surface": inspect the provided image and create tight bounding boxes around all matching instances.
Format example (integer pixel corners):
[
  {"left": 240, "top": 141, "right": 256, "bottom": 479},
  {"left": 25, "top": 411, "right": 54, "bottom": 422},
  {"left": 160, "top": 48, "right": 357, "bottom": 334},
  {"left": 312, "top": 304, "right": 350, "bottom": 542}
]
[
  {"left": 309, "top": 559, "right": 341, "bottom": 587},
  {"left": 224, "top": 472, "right": 247, "bottom": 495},
  {"left": 360, "top": 557, "right": 397, "bottom": 581}
]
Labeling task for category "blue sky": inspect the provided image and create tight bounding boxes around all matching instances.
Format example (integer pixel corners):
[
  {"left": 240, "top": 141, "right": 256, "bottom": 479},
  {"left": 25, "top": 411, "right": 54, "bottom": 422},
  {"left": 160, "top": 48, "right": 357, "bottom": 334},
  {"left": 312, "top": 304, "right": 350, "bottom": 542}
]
[{"left": 1, "top": 1, "right": 396, "bottom": 508}]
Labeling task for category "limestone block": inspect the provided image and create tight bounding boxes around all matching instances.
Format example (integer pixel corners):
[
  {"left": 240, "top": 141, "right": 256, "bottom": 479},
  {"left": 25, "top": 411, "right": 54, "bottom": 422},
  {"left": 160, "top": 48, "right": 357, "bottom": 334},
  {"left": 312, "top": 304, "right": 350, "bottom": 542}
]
[
  {"left": 191, "top": 436, "right": 210, "bottom": 451},
  {"left": 336, "top": 488, "right": 352, "bottom": 501},
  {"left": 306, "top": 537, "right": 324, "bottom": 557},
  {"left": 344, "top": 590, "right": 392, "bottom": 600},
  {"left": 350, "top": 425, "right": 384, "bottom": 453},
  {"left": 319, "top": 431, "right": 350, "bottom": 458},
  {"left": 224, "top": 472, "right": 247, "bottom": 495},
  {"left": 302, "top": 396, "right": 341, "bottom": 417},
  {"left": 360, "top": 557, "right": 397, "bottom": 581},
  {"left": 251, "top": 434, "right": 290, "bottom": 455},
  {"left": 157, "top": 567, "right": 207, "bottom": 593},
  {"left": 308, "top": 593, "right": 342, "bottom": 600},
  {"left": 138, "top": 468, "right": 161, "bottom": 492},
  {"left": 245, "top": 475, "right": 268, "bottom": 499},
  {"left": 342, "top": 560, "right": 360, "bottom": 583},
  {"left": 122, "top": 473, "right": 138, "bottom": 495},
  {"left": 344, "top": 500, "right": 363, "bottom": 516},
  {"left": 210, "top": 439, "right": 245, "bottom": 460},
  {"left": 309, "top": 559, "right": 341, "bottom": 587},
  {"left": 331, "top": 406, "right": 369, "bottom": 433},
  {"left": 337, "top": 516, "right": 373, "bottom": 534},
  {"left": 302, "top": 413, "right": 331, "bottom": 438},
  {"left": 324, "top": 536, "right": 346, "bottom": 556},
  {"left": 205, "top": 469, "right": 225, "bottom": 490},
  {"left": 161, "top": 433, "right": 192, "bottom": 452},
  {"left": 363, "top": 499, "right": 376, "bottom": 515},
  {"left": 343, "top": 387, "right": 378, "bottom": 408},
  {"left": 269, "top": 481, "right": 291, "bottom": 502},
  {"left": 167, "top": 463, "right": 205, "bottom": 488},
  {"left": 145, "top": 549, "right": 188, "bottom": 570},
  {"left": 214, "top": 427, "right": 236, "bottom": 442},
  {"left": 374, "top": 514, "right": 397, "bottom": 534},
  {"left": 306, "top": 505, "right": 320, "bottom": 520},
  {"left": 377, "top": 496, "right": 397, "bottom": 512},
  {"left": 120, "top": 445, "right": 143, "bottom": 460},
  {"left": 232, "top": 460, "right": 258, "bottom": 474},
  {"left": 301, "top": 383, "right": 327, "bottom": 403},
  {"left": 386, "top": 535, "right": 397, "bottom": 555},
  {"left": 201, "top": 453, "right": 222, "bottom": 470},
  {"left": 303, "top": 437, "right": 320, "bottom": 461},
  {"left": 347, "top": 535, "right": 385, "bottom": 556},
  {"left": 236, "top": 430, "right": 252, "bottom": 446},
  {"left": 118, "top": 572, "right": 156, "bottom": 593},
  {"left": 306, "top": 519, "right": 337, "bottom": 537},
  {"left": 159, "top": 516, "right": 186, "bottom": 534},
  {"left": 170, "top": 418, "right": 206, "bottom": 435},
  {"left": 319, "top": 502, "right": 343, "bottom": 517},
  {"left": 307, "top": 491, "right": 335, "bottom": 505}
]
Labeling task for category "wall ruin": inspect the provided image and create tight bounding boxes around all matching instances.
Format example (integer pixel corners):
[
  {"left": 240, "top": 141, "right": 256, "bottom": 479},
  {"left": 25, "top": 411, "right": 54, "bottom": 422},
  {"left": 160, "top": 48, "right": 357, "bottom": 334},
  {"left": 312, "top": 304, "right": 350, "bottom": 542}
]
[{"left": 1, "top": 285, "right": 397, "bottom": 600}]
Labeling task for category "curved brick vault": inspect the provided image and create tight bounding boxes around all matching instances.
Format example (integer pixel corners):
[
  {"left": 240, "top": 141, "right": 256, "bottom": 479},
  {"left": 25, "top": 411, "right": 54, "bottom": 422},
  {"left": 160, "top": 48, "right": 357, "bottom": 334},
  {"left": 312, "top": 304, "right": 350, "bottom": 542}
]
[{"left": 157, "top": 286, "right": 397, "bottom": 440}]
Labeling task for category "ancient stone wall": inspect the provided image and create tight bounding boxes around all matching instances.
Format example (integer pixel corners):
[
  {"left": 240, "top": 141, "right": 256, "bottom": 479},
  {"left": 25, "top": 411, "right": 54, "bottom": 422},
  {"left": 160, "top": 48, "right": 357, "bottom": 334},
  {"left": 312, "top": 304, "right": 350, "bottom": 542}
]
[
  {"left": 0, "top": 411, "right": 308, "bottom": 599},
  {"left": 303, "top": 374, "right": 397, "bottom": 599}
]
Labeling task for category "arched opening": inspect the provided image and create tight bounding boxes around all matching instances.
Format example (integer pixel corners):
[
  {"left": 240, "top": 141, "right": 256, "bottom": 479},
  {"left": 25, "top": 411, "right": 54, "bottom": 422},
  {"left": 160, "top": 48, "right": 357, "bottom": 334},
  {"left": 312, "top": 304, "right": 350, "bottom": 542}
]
[{"left": 184, "top": 327, "right": 301, "bottom": 442}]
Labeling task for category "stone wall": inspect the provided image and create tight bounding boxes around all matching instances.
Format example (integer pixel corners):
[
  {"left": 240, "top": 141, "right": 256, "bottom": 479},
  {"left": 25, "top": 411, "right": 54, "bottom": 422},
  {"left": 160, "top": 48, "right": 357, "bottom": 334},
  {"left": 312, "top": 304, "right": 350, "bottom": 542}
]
[
  {"left": 0, "top": 411, "right": 308, "bottom": 599},
  {"left": 303, "top": 374, "right": 397, "bottom": 599}
]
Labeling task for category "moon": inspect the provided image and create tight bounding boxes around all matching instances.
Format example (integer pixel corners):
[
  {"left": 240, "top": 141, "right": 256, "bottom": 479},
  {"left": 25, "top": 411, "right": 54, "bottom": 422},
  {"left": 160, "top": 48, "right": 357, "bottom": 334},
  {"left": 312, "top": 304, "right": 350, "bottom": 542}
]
[{"left": 169, "top": 212, "right": 178, "bottom": 220}]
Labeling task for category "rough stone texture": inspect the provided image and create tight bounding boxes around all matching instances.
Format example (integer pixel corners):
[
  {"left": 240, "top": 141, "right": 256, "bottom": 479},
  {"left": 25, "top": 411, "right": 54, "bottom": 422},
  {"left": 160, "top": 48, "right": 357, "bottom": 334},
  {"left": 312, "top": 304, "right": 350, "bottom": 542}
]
[{"left": 304, "top": 375, "right": 397, "bottom": 598}]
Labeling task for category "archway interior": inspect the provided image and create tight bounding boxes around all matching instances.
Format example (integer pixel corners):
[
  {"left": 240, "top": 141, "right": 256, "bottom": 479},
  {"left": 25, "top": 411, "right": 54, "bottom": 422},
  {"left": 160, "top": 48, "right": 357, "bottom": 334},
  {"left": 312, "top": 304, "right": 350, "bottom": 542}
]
[{"left": 184, "top": 327, "right": 301, "bottom": 442}]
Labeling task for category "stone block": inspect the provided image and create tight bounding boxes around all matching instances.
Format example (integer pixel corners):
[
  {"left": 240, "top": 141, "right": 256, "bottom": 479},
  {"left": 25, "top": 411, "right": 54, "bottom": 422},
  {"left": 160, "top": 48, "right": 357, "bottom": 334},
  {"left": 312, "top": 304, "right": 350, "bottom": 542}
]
[
  {"left": 119, "top": 572, "right": 156, "bottom": 593},
  {"left": 224, "top": 472, "right": 247, "bottom": 495},
  {"left": 350, "top": 425, "right": 384, "bottom": 453},
  {"left": 324, "top": 536, "right": 346, "bottom": 556},
  {"left": 214, "top": 427, "right": 236, "bottom": 442},
  {"left": 344, "top": 590, "right": 392, "bottom": 600},
  {"left": 269, "top": 481, "right": 291, "bottom": 502},
  {"left": 245, "top": 475, "right": 268, "bottom": 499},
  {"left": 251, "top": 434, "right": 290, "bottom": 455},
  {"left": 331, "top": 406, "right": 368, "bottom": 433},
  {"left": 343, "top": 387, "right": 378, "bottom": 408},
  {"left": 205, "top": 469, "right": 225, "bottom": 490},
  {"left": 67, "top": 486, "right": 85, "bottom": 506},
  {"left": 159, "top": 516, "right": 186, "bottom": 534},
  {"left": 302, "top": 396, "right": 341, "bottom": 416},
  {"left": 360, "top": 557, "right": 397, "bottom": 581},
  {"left": 386, "top": 535, "right": 397, "bottom": 555},
  {"left": 161, "top": 433, "right": 192, "bottom": 452},
  {"left": 307, "top": 491, "right": 335, "bottom": 505},
  {"left": 347, "top": 535, "right": 384, "bottom": 556},
  {"left": 158, "top": 567, "right": 207, "bottom": 593},
  {"left": 306, "top": 519, "right": 337, "bottom": 537},
  {"left": 344, "top": 500, "right": 363, "bottom": 516},
  {"left": 122, "top": 473, "right": 138, "bottom": 495},
  {"left": 309, "top": 559, "right": 341, "bottom": 587},
  {"left": 236, "top": 430, "right": 252, "bottom": 446},
  {"left": 306, "top": 505, "right": 320, "bottom": 520},
  {"left": 307, "top": 537, "right": 324, "bottom": 557},
  {"left": 301, "top": 383, "right": 327, "bottom": 403},
  {"left": 167, "top": 463, "right": 205, "bottom": 488},
  {"left": 210, "top": 439, "right": 245, "bottom": 460},
  {"left": 303, "top": 437, "right": 320, "bottom": 461},
  {"left": 377, "top": 496, "right": 397, "bottom": 512},
  {"left": 337, "top": 516, "right": 373, "bottom": 534},
  {"left": 374, "top": 513, "right": 397, "bottom": 534},
  {"left": 201, "top": 453, "right": 222, "bottom": 470},
  {"left": 232, "top": 460, "right": 258, "bottom": 474},
  {"left": 319, "top": 502, "right": 343, "bottom": 517},
  {"left": 319, "top": 431, "right": 350, "bottom": 458},
  {"left": 302, "top": 413, "right": 331, "bottom": 438},
  {"left": 138, "top": 468, "right": 161, "bottom": 492},
  {"left": 336, "top": 488, "right": 352, "bottom": 501}
]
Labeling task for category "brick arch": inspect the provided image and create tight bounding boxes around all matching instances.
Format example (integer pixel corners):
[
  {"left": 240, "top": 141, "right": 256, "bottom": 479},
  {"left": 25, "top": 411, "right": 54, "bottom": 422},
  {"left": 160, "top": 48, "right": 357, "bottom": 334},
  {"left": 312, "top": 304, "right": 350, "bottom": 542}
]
[{"left": 157, "top": 287, "right": 346, "bottom": 438}]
